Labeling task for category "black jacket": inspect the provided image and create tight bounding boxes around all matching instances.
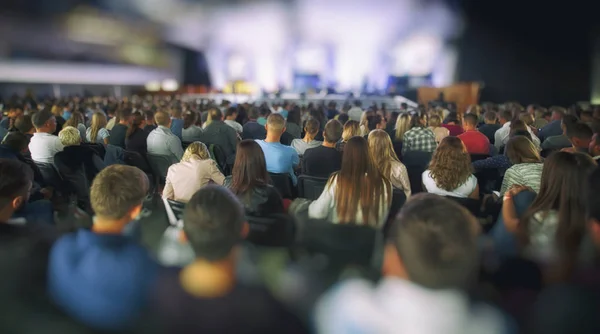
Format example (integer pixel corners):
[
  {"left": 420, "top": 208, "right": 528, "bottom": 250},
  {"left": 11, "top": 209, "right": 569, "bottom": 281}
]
[{"left": 224, "top": 177, "right": 284, "bottom": 217}]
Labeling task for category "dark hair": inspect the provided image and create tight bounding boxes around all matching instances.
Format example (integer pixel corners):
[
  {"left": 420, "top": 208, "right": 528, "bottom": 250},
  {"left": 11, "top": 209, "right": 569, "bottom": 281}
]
[
  {"left": 324, "top": 119, "right": 343, "bottom": 143},
  {"left": 225, "top": 107, "right": 237, "bottom": 118},
  {"left": 210, "top": 108, "right": 223, "bottom": 121},
  {"left": 566, "top": 122, "right": 592, "bottom": 141},
  {"left": 509, "top": 120, "right": 528, "bottom": 136},
  {"left": 586, "top": 167, "right": 600, "bottom": 222},
  {"left": 500, "top": 109, "right": 513, "bottom": 122},
  {"left": 126, "top": 112, "right": 144, "bottom": 138},
  {"left": 337, "top": 113, "right": 349, "bottom": 125},
  {"left": 248, "top": 107, "right": 259, "bottom": 120},
  {"left": 510, "top": 130, "right": 532, "bottom": 141},
  {"left": 258, "top": 107, "right": 270, "bottom": 117},
  {"left": 143, "top": 110, "right": 154, "bottom": 121},
  {"left": 229, "top": 140, "right": 270, "bottom": 195},
  {"left": 287, "top": 106, "right": 301, "bottom": 126},
  {"left": 367, "top": 114, "right": 383, "bottom": 131},
  {"left": 31, "top": 109, "right": 53, "bottom": 128},
  {"left": 304, "top": 118, "right": 320, "bottom": 135},
  {"left": 14, "top": 115, "right": 34, "bottom": 134},
  {"left": 561, "top": 115, "right": 578, "bottom": 129},
  {"left": 183, "top": 185, "right": 245, "bottom": 262},
  {"left": 115, "top": 107, "right": 133, "bottom": 124},
  {"left": 505, "top": 136, "right": 541, "bottom": 164},
  {"left": 64, "top": 112, "right": 83, "bottom": 128},
  {"left": 410, "top": 112, "right": 427, "bottom": 128},
  {"left": 0, "top": 159, "right": 33, "bottom": 209},
  {"left": 1, "top": 132, "right": 30, "bottom": 152},
  {"left": 183, "top": 111, "right": 197, "bottom": 129},
  {"left": 389, "top": 193, "right": 478, "bottom": 289},
  {"left": 483, "top": 111, "right": 497, "bottom": 122},
  {"left": 463, "top": 113, "right": 478, "bottom": 127}
]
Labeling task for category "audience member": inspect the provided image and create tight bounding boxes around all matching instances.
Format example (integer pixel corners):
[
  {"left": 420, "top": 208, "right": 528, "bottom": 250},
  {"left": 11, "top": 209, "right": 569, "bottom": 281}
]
[
  {"left": 494, "top": 110, "right": 515, "bottom": 150},
  {"left": 29, "top": 108, "right": 64, "bottom": 164},
  {"left": 326, "top": 101, "right": 338, "bottom": 120},
  {"left": 225, "top": 140, "right": 284, "bottom": 216},
  {"left": 48, "top": 165, "right": 157, "bottom": 331},
  {"left": 143, "top": 110, "right": 157, "bottom": 132},
  {"left": 257, "top": 106, "right": 269, "bottom": 126},
  {"left": 242, "top": 107, "right": 267, "bottom": 140},
  {"left": 303, "top": 120, "right": 343, "bottom": 178},
  {"left": 336, "top": 113, "right": 349, "bottom": 125},
  {"left": 428, "top": 114, "right": 450, "bottom": 143},
  {"left": 147, "top": 110, "right": 184, "bottom": 162},
  {"left": 50, "top": 104, "right": 66, "bottom": 136},
  {"left": 224, "top": 107, "right": 243, "bottom": 134},
  {"left": 169, "top": 108, "right": 184, "bottom": 141},
  {"left": 478, "top": 111, "right": 501, "bottom": 144},
  {"left": 441, "top": 112, "right": 464, "bottom": 136},
  {"left": 86, "top": 111, "right": 110, "bottom": 144},
  {"left": 109, "top": 108, "right": 132, "bottom": 148},
  {"left": 402, "top": 113, "right": 437, "bottom": 154},
  {"left": 291, "top": 118, "right": 322, "bottom": 156},
  {"left": 368, "top": 129, "right": 411, "bottom": 198},
  {"left": 163, "top": 142, "right": 225, "bottom": 202},
  {"left": 1, "top": 103, "right": 23, "bottom": 130},
  {"left": 125, "top": 112, "right": 149, "bottom": 156},
  {"left": 504, "top": 120, "right": 541, "bottom": 148},
  {"left": 256, "top": 114, "right": 299, "bottom": 185},
  {"left": 541, "top": 115, "right": 578, "bottom": 151},
  {"left": 538, "top": 107, "right": 566, "bottom": 141},
  {"left": 336, "top": 120, "right": 360, "bottom": 152},
  {"left": 500, "top": 136, "right": 543, "bottom": 195},
  {"left": 64, "top": 111, "right": 86, "bottom": 141},
  {"left": 366, "top": 114, "right": 387, "bottom": 134},
  {"left": 348, "top": 100, "right": 363, "bottom": 122},
  {"left": 14, "top": 115, "right": 35, "bottom": 139},
  {"left": 202, "top": 108, "right": 238, "bottom": 163},
  {"left": 0, "top": 132, "right": 47, "bottom": 192},
  {"left": 458, "top": 113, "right": 491, "bottom": 155},
  {"left": 308, "top": 136, "right": 391, "bottom": 227},
  {"left": 316, "top": 194, "right": 507, "bottom": 334},
  {"left": 285, "top": 106, "right": 303, "bottom": 139},
  {"left": 182, "top": 111, "right": 203, "bottom": 142},
  {"left": 422, "top": 137, "right": 479, "bottom": 198},
  {"left": 589, "top": 132, "right": 600, "bottom": 161},
  {"left": 562, "top": 122, "right": 593, "bottom": 154}
]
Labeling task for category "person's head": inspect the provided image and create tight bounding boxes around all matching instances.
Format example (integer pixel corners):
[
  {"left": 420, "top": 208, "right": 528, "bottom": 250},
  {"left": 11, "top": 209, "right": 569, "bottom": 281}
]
[
  {"left": 144, "top": 110, "right": 155, "bottom": 124},
  {"left": 183, "top": 111, "right": 197, "bottom": 129},
  {"left": 323, "top": 119, "right": 343, "bottom": 144},
  {"left": 580, "top": 110, "right": 594, "bottom": 123},
  {"left": 126, "top": 112, "right": 145, "bottom": 138},
  {"left": 64, "top": 111, "right": 83, "bottom": 128},
  {"left": 561, "top": 115, "right": 578, "bottom": 135},
  {"left": 520, "top": 152, "right": 596, "bottom": 263},
  {"left": 586, "top": 168, "right": 600, "bottom": 249},
  {"left": 428, "top": 114, "right": 442, "bottom": 128},
  {"left": 183, "top": 185, "right": 247, "bottom": 262},
  {"left": 368, "top": 129, "right": 400, "bottom": 178},
  {"left": 210, "top": 108, "right": 224, "bottom": 122},
  {"left": 1, "top": 131, "right": 30, "bottom": 153},
  {"left": 229, "top": 140, "right": 270, "bottom": 195},
  {"left": 287, "top": 106, "right": 301, "bottom": 125},
  {"left": 31, "top": 108, "right": 56, "bottom": 134},
  {"left": 328, "top": 101, "right": 337, "bottom": 110},
  {"left": 265, "top": 113, "right": 286, "bottom": 137},
  {"left": 505, "top": 136, "right": 542, "bottom": 164},
  {"left": 551, "top": 106, "right": 566, "bottom": 121},
  {"left": 181, "top": 141, "right": 210, "bottom": 162},
  {"left": 509, "top": 120, "right": 528, "bottom": 137},
  {"left": 247, "top": 107, "right": 259, "bottom": 121},
  {"left": 14, "top": 115, "right": 34, "bottom": 134},
  {"left": 337, "top": 113, "right": 349, "bottom": 125},
  {"left": 367, "top": 114, "right": 386, "bottom": 131},
  {"left": 90, "top": 165, "right": 149, "bottom": 225},
  {"left": 519, "top": 112, "right": 534, "bottom": 127},
  {"left": 117, "top": 108, "right": 133, "bottom": 124},
  {"left": 384, "top": 193, "right": 479, "bottom": 289},
  {"left": 335, "top": 136, "right": 391, "bottom": 225},
  {"left": 462, "top": 113, "right": 479, "bottom": 131},
  {"left": 566, "top": 122, "right": 593, "bottom": 150},
  {"left": 410, "top": 112, "right": 427, "bottom": 128},
  {"left": 154, "top": 110, "right": 172, "bottom": 127},
  {"left": 499, "top": 109, "right": 513, "bottom": 125},
  {"left": 170, "top": 108, "right": 183, "bottom": 119},
  {"left": 7, "top": 104, "right": 24, "bottom": 119},
  {"left": 89, "top": 111, "right": 107, "bottom": 142},
  {"left": 58, "top": 126, "right": 81, "bottom": 147},
  {"left": 395, "top": 113, "right": 412, "bottom": 141},
  {"left": 354, "top": 100, "right": 362, "bottom": 107},
  {"left": 482, "top": 111, "right": 497, "bottom": 125},
  {"left": 304, "top": 118, "right": 320, "bottom": 138},
  {"left": 589, "top": 132, "right": 600, "bottom": 157},
  {"left": 0, "top": 159, "right": 33, "bottom": 220},
  {"left": 466, "top": 104, "right": 482, "bottom": 117},
  {"left": 225, "top": 107, "right": 238, "bottom": 121},
  {"left": 428, "top": 137, "right": 472, "bottom": 191},
  {"left": 341, "top": 120, "right": 361, "bottom": 142}
]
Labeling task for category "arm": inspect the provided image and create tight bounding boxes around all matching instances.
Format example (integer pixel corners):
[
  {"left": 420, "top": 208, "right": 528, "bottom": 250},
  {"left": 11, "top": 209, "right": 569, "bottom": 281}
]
[
  {"left": 209, "top": 160, "right": 226, "bottom": 185},
  {"left": 468, "top": 183, "right": 480, "bottom": 199},
  {"left": 228, "top": 129, "right": 238, "bottom": 155},
  {"left": 162, "top": 171, "right": 174, "bottom": 200},
  {"left": 494, "top": 130, "right": 503, "bottom": 150},
  {"left": 170, "top": 136, "right": 184, "bottom": 161},
  {"left": 291, "top": 149, "right": 300, "bottom": 168},
  {"left": 502, "top": 195, "right": 520, "bottom": 233},
  {"left": 500, "top": 167, "right": 517, "bottom": 195},
  {"left": 308, "top": 179, "right": 335, "bottom": 219},
  {"left": 103, "top": 137, "right": 110, "bottom": 145},
  {"left": 392, "top": 162, "right": 411, "bottom": 198}
]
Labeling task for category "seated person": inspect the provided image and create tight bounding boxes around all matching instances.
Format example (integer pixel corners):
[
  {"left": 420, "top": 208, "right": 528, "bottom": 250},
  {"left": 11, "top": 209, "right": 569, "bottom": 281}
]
[
  {"left": 500, "top": 136, "right": 544, "bottom": 195},
  {"left": 151, "top": 185, "right": 306, "bottom": 333},
  {"left": 369, "top": 129, "right": 411, "bottom": 198},
  {"left": 422, "top": 137, "right": 479, "bottom": 199},
  {"left": 182, "top": 111, "right": 204, "bottom": 143},
  {"left": 561, "top": 122, "right": 593, "bottom": 154},
  {"left": 0, "top": 132, "right": 50, "bottom": 198},
  {"left": 169, "top": 108, "right": 184, "bottom": 141},
  {"left": 125, "top": 112, "right": 149, "bottom": 155},
  {"left": 14, "top": 114, "right": 35, "bottom": 140},
  {"left": 29, "top": 108, "right": 64, "bottom": 164},
  {"left": 163, "top": 142, "right": 225, "bottom": 202},
  {"left": 242, "top": 107, "right": 267, "bottom": 140},
  {"left": 291, "top": 118, "right": 322, "bottom": 156},
  {"left": 224, "top": 140, "right": 284, "bottom": 217},
  {"left": 86, "top": 112, "right": 110, "bottom": 144},
  {"left": 458, "top": 114, "right": 490, "bottom": 155},
  {"left": 541, "top": 115, "right": 578, "bottom": 151},
  {"left": 202, "top": 108, "right": 238, "bottom": 164},
  {"left": 256, "top": 114, "right": 300, "bottom": 185},
  {"left": 224, "top": 106, "right": 243, "bottom": 134},
  {"left": 308, "top": 136, "right": 392, "bottom": 227},
  {"left": 402, "top": 113, "right": 437, "bottom": 154},
  {"left": 316, "top": 194, "right": 508, "bottom": 334},
  {"left": 538, "top": 107, "right": 566, "bottom": 141},
  {"left": 303, "top": 120, "right": 343, "bottom": 178},
  {"left": 428, "top": 114, "right": 450, "bottom": 144},
  {"left": 590, "top": 132, "right": 600, "bottom": 161},
  {"left": 109, "top": 108, "right": 132, "bottom": 148},
  {"left": 478, "top": 111, "right": 501, "bottom": 144},
  {"left": 501, "top": 120, "right": 541, "bottom": 149},
  {"left": 441, "top": 112, "right": 464, "bottom": 136},
  {"left": 48, "top": 165, "right": 158, "bottom": 332},
  {"left": 147, "top": 110, "right": 184, "bottom": 162}
]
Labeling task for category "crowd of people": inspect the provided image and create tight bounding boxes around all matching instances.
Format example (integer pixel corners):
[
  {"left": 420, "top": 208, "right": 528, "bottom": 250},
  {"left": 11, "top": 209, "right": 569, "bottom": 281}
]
[{"left": 0, "top": 95, "right": 600, "bottom": 333}]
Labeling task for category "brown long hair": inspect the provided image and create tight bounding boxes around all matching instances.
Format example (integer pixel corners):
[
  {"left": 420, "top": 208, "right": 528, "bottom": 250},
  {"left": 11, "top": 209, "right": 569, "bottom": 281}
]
[
  {"left": 505, "top": 136, "right": 541, "bottom": 164},
  {"left": 65, "top": 112, "right": 83, "bottom": 128},
  {"left": 229, "top": 140, "right": 270, "bottom": 195},
  {"left": 332, "top": 136, "right": 391, "bottom": 225},
  {"left": 89, "top": 112, "right": 107, "bottom": 143},
  {"left": 183, "top": 111, "right": 197, "bottom": 129},
  {"left": 428, "top": 137, "right": 473, "bottom": 191},
  {"left": 368, "top": 129, "right": 400, "bottom": 179}
]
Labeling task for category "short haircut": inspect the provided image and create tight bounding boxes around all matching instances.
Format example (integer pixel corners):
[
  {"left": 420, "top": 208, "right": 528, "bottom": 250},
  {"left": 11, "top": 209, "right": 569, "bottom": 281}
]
[
  {"left": 31, "top": 109, "right": 54, "bottom": 129},
  {"left": 154, "top": 110, "right": 170, "bottom": 126},
  {"left": 388, "top": 193, "right": 478, "bottom": 289},
  {"left": 183, "top": 185, "right": 245, "bottom": 262},
  {"left": 500, "top": 109, "right": 513, "bottom": 121},
  {"left": 225, "top": 107, "right": 237, "bottom": 117},
  {"left": 483, "top": 111, "right": 497, "bottom": 122},
  {"left": 324, "top": 119, "right": 343, "bottom": 143},
  {"left": 0, "top": 159, "right": 33, "bottom": 209},
  {"left": 90, "top": 165, "right": 149, "bottom": 219},
  {"left": 587, "top": 167, "right": 600, "bottom": 221},
  {"left": 58, "top": 126, "right": 81, "bottom": 146},
  {"left": 14, "top": 115, "right": 34, "bottom": 133},
  {"left": 210, "top": 108, "right": 223, "bottom": 121},
  {"left": 367, "top": 115, "right": 383, "bottom": 131},
  {"left": 1, "top": 132, "right": 30, "bottom": 152},
  {"left": 248, "top": 107, "right": 259, "bottom": 120},
  {"left": 566, "top": 122, "right": 593, "bottom": 140},
  {"left": 266, "top": 113, "right": 286, "bottom": 132},
  {"left": 304, "top": 118, "right": 320, "bottom": 135},
  {"left": 144, "top": 110, "right": 155, "bottom": 121},
  {"left": 562, "top": 115, "right": 579, "bottom": 130},
  {"left": 118, "top": 108, "right": 132, "bottom": 119},
  {"left": 463, "top": 113, "right": 478, "bottom": 127}
]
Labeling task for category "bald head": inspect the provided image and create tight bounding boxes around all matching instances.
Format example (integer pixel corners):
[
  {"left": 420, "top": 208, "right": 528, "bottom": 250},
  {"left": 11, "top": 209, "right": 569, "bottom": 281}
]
[{"left": 154, "top": 110, "right": 171, "bottom": 127}]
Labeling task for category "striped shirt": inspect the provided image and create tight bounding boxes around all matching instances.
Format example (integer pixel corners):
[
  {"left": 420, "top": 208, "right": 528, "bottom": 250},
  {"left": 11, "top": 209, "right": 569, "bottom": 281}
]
[{"left": 500, "top": 162, "right": 543, "bottom": 195}]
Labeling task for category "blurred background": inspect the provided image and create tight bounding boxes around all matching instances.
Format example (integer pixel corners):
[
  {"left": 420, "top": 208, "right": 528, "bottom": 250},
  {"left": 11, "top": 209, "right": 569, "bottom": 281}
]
[{"left": 0, "top": 0, "right": 596, "bottom": 106}]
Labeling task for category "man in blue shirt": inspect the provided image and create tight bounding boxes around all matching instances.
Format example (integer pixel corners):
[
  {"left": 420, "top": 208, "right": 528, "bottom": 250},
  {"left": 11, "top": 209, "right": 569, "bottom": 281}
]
[
  {"left": 48, "top": 165, "right": 159, "bottom": 332},
  {"left": 255, "top": 114, "right": 299, "bottom": 185},
  {"left": 170, "top": 108, "right": 184, "bottom": 141}
]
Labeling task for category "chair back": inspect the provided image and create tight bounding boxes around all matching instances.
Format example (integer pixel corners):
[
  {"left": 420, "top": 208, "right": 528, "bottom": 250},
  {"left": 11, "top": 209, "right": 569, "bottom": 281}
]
[
  {"left": 246, "top": 214, "right": 295, "bottom": 247},
  {"left": 182, "top": 141, "right": 192, "bottom": 150},
  {"left": 163, "top": 198, "right": 186, "bottom": 227},
  {"left": 297, "top": 175, "right": 328, "bottom": 200},
  {"left": 35, "top": 162, "right": 65, "bottom": 192},
  {"left": 403, "top": 151, "right": 432, "bottom": 194},
  {"left": 123, "top": 150, "right": 152, "bottom": 174},
  {"left": 268, "top": 172, "right": 295, "bottom": 199},
  {"left": 81, "top": 143, "right": 106, "bottom": 159},
  {"left": 280, "top": 132, "right": 294, "bottom": 146},
  {"left": 470, "top": 154, "right": 490, "bottom": 162},
  {"left": 146, "top": 153, "right": 177, "bottom": 182},
  {"left": 208, "top": 144, "right": 229, "bottom": 175},
  {"left": 445, "top": 196, "right": 482, "bottom": 218}
]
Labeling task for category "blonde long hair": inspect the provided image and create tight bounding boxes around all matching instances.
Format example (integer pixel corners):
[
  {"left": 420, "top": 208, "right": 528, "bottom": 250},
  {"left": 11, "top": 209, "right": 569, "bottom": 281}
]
[
  {"left": 394, "top": 113, "right": 411, "bottom": 141},
  {"left": 341, "top": 120, "right": 361, "bottom": 142},
  {"left": 368, "top": 129, "right": 400, "bottom": 179},
  {"left": 89, "top": 112, "right": 107, "bottom": 143},
  {"left": 182, "top": 141, "right": 211, "bottom": 162}
]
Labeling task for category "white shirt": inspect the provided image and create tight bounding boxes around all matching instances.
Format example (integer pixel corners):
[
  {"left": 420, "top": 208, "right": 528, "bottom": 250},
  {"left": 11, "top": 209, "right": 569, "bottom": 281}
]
[
  {"left": 147, "top": 126, "right": 184, "bottom": 161},
  {"left": 348, "top": 107, "right": 363, "bottom": 122},
  {"left": 422, "top": 170, "right": 477, "bottom": 198},
  {"left": 224, "top": 119, "right": 243, "bottom": 134},
  {"left": 29, "top": 132, "right": 64, "bottom": 164},
  {"left": 494, "top": 121, "right": 540, "bottom": 150},
  {"left": 316, "top": 277, "right": 508, "bottom": 334}
]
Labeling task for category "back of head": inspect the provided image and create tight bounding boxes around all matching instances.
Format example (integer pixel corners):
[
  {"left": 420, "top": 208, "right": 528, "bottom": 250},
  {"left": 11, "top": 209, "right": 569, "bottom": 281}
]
[
  {"left": 463, "top": 113, "right": 478, "bottom": 128},
  {"left": 154, "top": 110, "right": 170, "bottom": 127},
  {"left": 0, "top": 159, "right": 33, "bottom": 214},
  {"left": 483, "top": 111, "right": 497, "bottom": 123},
  {"left": 171, "top": 108, "right": 183, "bottom": 119},
  {"left": 1, "top": 132, "right": 30, "bottom": 152},
  {"left": 509, "top": 120, "right": 528, "bottom": 135},
  {"left": 225, "top": 107, "right": 237, "bottom": 119},
  {"left": 117, "top": 107, "right": 133, "bottom": 122},
  {"left": 126, "top": 112, "right": 144, "bottom": 137},
  {"left": 367, "top": 114, "right": 383, "bottom": 131},
  {"left": 31, "top": 108, "right": 53, "bottom": 129},
  {"left": 410, "top": 112, "right": 426, "bottom": 128},
  {"left": 230, "top": 140, "right": 269, "bottom": 195},
  {"left": 183, "top": 185, "right": 245, "bottom": 262},
  {"left": 14, "top": 115, "right": 34, "bottom": 134},
  {"left": 183, "top": 111, "right": 197, "bottom": 129},
  {"left": 389, "top": 193, "right": 478, "bottom": 289},
  {"left": 324, "top": 119, "right": 343, "bottom": 143},
  {"left": 304, "top": 118, "right": 320, "bottom": 135},
  {"left": 144, "top": 110, "right": 155, "bottom": 121},
  {"left": 429, "top": 114, "right": 441, "bottom": 127},
  {"left": 266, "top": 113, "right": 286, "bottom": 134},
  {"left": 368, "top": 129, "right": 399, "bottom": 177},
  {"left": 429, "top": 136, "right": 472, "bottom": 191},
  {"left": 58, "top": 126, "right": 81, "bottom": 147},
  {"left": 505, "top": 136, "right": 541, "bottom": 164},
  {"left": 181, "top": 141, "right": 210, "bottom": 162},
  {"left": 90, "top": 165, "right": 149, "bottom": 220},
  {"left": 210, "top": 108, "right": 223, "bottom": 122},
  {"left": 395, "top": 113, "right": 412, "bottom": 140},
  {"left": 342, "top": 120, "right": 361, "bottom": 142},
  {"left": 566, "top": 122, "right": 592, "bottom": 143},
  {"left": 337, "top": 113, "right": 349, "bottom": 125},
  {"left": 248, "top": 107, "right": 259, "bottom": 120},
  {"left": 500, "top": 109, "right": 513, "bottom": 122}
]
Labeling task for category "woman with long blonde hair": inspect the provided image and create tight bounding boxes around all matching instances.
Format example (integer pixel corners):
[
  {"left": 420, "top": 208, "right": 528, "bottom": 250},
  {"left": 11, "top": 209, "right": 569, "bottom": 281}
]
[
  {"left": 163, "top": 141, "right": 225, "bottom": 202},
  {"left": 86, "top": 112, "right": 110, "bottom": 144},
  {"left": 336, "top": 120, "right": 361, "bottom": 151},
  {"left": 394, "top": 113, "right": 411, "bottom": 141},
  {"left": 422, "top": 136, "right": 479, "bottom": 198},
  {"left": 368, "top": 130, "right": 411, "bottom": 198},
  {"left": 428, "top": 114, "right": 449, "bottom": 143},
  {"left": 309, "top": 136, "right": 392, "bottom": 227}
]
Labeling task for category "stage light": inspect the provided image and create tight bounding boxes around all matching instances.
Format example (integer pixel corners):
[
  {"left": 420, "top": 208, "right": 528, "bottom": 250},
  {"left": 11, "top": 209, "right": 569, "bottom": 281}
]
[
  {"left": 145, "top": 81, "right": 160, "bottom": 92},
  {"left": 162, "top": 79, "right": 179, "bottom": 92}
]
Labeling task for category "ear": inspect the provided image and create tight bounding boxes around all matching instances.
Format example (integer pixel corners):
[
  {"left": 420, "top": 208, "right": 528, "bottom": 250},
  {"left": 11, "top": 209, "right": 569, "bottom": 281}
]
[
  {"left": 382, "top": 243, "right": 407, "bottom": 278},
  {"left": 241, "top": 221, "right": 250, "bottom": 239},
  {"left": 265, "top": 124, "right": 269, "bottom": 131},
  {"left": 128, "top": 203, "right": 143, "bottom": 221},
  {"left": 282, "top": 126, "right": 287, "bottom": 133},
  {"left": 11, "top": 196, "right": 25, "bottom": 210},
  {"left": 178, "top": 230, "right": 188, "bottom": 244},
  {"left": 589, "top": 220, "right": 600, "bottom": 248}
]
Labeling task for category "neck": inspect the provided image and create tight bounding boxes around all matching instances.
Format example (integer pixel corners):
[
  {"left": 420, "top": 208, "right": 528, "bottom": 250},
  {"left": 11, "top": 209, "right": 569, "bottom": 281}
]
[
  {"left": 119, "top": 120, "right": 128, "bottom": 125},
  {"left": 323, "top": 141, "right": 336, "bottom": 148},
  {"left": 265, "top": 132, "right": 281, "bottom": 143},
  {"left": 0, "top": 207, "right": 14, "bottom": 222},
  {"left": 92, "top": 216, "right": 129, "bottom": 234},
  {"left": 303, "top": 134, "right": 315, "bottom": 142},
  {"left": 180, "top": 256, "right": 236, "bottom": 298},
  {"left": 36, "top": 129, "right": 51, "bottom": 134}
]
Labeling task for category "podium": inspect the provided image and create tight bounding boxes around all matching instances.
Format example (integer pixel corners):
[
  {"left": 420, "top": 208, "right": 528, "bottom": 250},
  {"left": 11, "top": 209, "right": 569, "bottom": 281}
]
[{"left": 417, "top": 82, "right": 481, "bottom": 114}]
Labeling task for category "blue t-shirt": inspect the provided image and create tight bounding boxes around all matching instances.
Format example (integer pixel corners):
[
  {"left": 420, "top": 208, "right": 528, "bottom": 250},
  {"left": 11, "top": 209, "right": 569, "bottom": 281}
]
[
  {"left": 170, "top": 118, "right": 184, "bottom": 141},
  {"left": 255, "top": 140, "right": 299, "bottom": 185}
]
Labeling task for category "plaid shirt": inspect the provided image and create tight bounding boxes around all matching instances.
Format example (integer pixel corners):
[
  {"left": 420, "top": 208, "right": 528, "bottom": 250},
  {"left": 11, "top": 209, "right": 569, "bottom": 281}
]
[{"left": 402, "top": 127, "right": 437, "bottom": 154}]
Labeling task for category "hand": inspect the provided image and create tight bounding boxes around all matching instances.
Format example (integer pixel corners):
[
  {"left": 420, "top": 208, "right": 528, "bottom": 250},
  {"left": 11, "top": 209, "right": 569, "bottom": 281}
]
[{"left": 506, "top": 185, "right": 532, "bottom": 198}]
